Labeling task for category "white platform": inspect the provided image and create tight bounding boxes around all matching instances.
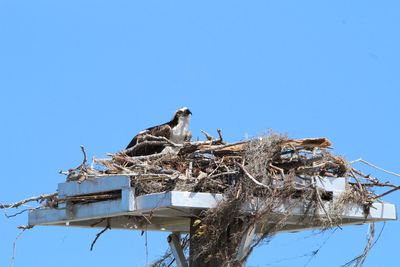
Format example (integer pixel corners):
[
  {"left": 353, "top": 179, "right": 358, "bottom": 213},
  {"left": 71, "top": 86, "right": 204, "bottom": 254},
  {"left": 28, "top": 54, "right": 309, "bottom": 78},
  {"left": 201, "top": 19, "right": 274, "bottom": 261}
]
[{"left": 28, "top": 176, "right": 397, "bottom": 233}]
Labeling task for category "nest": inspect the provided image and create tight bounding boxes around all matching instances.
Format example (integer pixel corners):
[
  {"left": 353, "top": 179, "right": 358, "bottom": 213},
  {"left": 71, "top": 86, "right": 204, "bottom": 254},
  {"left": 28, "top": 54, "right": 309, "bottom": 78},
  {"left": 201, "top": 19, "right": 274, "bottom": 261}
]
[
  {"left": 2, "top": 130, "right": 397, "bottom": 267},
  {"left": 68, "top": 133, "right": 346, "bottom": 195},
  {"left": 60, "top": 131, "right": 389, "bottom": 266}
]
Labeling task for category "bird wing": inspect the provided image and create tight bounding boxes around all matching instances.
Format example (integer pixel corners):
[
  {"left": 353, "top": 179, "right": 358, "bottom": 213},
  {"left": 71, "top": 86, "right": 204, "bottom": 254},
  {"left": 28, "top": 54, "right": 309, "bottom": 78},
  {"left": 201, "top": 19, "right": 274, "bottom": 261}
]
[
  {"left": 148, "top": 124, "right": 172, "bottom": 139},
  {"left": 126, "top": 124, "right": 172, "bottom": 149}
]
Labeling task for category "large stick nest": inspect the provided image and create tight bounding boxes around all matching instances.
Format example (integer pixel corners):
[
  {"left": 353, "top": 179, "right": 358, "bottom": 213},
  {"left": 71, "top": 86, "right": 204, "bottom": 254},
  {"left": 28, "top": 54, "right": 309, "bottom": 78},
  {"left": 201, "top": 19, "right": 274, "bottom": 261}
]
[
  {"left": 68, "top": 133, "right": 347, "bottom": 195},
  {"left": 62, "top": 132, "right": 389, "bottom": 266},
  {"left": 2, "top": 131, "right": 398, "bottom": 267}
]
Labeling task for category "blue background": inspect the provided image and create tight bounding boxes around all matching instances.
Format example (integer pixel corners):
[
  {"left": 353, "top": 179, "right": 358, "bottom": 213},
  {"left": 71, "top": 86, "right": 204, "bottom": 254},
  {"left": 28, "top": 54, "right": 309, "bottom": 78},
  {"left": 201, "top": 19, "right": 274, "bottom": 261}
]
[{"left": 1, "top": 1, "right": 399, "bottom": 266}]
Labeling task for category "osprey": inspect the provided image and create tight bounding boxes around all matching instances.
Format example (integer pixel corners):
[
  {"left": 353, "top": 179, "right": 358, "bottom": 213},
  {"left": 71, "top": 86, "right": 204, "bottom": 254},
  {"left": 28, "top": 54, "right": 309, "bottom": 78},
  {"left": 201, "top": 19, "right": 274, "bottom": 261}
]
[{"left": 126, "top": 107, "right": 192, "bottom": 156}]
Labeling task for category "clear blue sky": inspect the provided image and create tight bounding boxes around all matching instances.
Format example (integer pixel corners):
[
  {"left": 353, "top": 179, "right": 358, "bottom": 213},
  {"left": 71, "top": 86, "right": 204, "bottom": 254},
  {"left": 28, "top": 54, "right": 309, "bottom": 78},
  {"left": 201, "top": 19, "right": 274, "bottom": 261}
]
[{"left": 1, "top": 1, "right": 399, "bottom": 266}]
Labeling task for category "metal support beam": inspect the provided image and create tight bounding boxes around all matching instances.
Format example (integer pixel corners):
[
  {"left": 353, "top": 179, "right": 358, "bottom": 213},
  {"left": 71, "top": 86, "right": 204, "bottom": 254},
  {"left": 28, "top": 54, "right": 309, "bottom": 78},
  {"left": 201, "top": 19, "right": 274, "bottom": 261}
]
[
  {"left": 235, "top": 225, "right": 256, "bottom": 265},
  {"left": 168, "top": 232, "right": 188, "bottom": 267}
]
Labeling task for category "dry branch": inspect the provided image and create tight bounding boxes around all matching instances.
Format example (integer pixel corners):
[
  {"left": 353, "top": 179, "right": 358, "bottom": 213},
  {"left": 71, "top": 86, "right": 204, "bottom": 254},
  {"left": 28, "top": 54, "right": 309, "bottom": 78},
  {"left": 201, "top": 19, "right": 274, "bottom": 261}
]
[
  {"left": 0, "top": 193, "right": 57, "bottom": 209},
  {"left": 236, "top": 162, "right": 271, "bottom": 189},
  {"left": 351, "top": 158, "right": 400, "bottom": 178},
  {"left": 90, "top": 219, "right": 111, "bottom": 251}
]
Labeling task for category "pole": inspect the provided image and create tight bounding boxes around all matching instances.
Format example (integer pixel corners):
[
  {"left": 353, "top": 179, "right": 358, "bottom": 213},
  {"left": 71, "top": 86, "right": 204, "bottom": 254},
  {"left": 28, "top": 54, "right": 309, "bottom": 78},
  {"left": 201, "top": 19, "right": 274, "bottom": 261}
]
[{"left": 168, "top": 233, "right": 188, "bottom": 267}]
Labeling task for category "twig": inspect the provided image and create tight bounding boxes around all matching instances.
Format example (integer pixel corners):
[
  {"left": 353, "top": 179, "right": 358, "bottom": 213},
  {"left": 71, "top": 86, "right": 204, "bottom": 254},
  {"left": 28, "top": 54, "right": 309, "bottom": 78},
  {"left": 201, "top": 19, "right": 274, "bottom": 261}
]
[
  {"left": 145, "top": 227, "right": 148, "bottom": 266},
  {"left": 351, "top": 158, "right": 400, "bottom": 178},
  {"left": 65, "top": 145, "right": 89, "bottom": 182},
  {"left": 197, "top": 141, "right": 247, "bottom": 153},
  {"left": 342, "top": 223, "right": 375, "bottom": 267},
  {"left": 269, "top": 163, "right": 286, "bottom": 180},
  {"left": 373, "top": 186, "right": 400, "bottom": 200},
  {"left": 135, "top": 173, "right": 175, "bottom": 180},
  {"left": 141, "top": 215, "right": 152, "bottom": 225},
  {"left": 90, "top": 156, "right": 95, "bottom": 169},
  {"left": 201, "top": 130, "right": 214, "bottom": 141},
  {"left": 114, "top": 150, "right": 171, "bottom": 162},
  {"left": 207, "top": 159, "right": 223, "bottom": 177},
  {"left": 86, "top": 173, "right": 140, "bottom": 178},
  {"left": 350, "top": 170, "right": 364, "bottom": 192},
  {"left": 80, "top": 145, "right": 87, "bottom": 166},
  {"left": 17, "top": 225, "right": 34, "bottom": 230},
  {"left": 351, "top": 168, "right": 379, "bottom": 183},
  {"left": 90, "top": 219, "right": 111, "bottom": 251},
  {"left": 217, "top": 128, "right": 224, "bottom": 142},
  {"left": 4, "top": 207, "right": 39, "bottom": 219},
  {"left": 303, "top": 228, "right": 338, "bottom": 267},
  {"left": 235, "top": 162, "right": 271, "bottom": 189},
  {"left": 314, "top": 186, "right": 333, "bottom": 226},
  {"left": 0, "top": 193, "right": 58, "bottom": 209},
  {"left": 10, "top": 228, "right": 27, "bottom": 267},
  {"left": 208, "top": 171, "right": 239, "bottom": 179}
]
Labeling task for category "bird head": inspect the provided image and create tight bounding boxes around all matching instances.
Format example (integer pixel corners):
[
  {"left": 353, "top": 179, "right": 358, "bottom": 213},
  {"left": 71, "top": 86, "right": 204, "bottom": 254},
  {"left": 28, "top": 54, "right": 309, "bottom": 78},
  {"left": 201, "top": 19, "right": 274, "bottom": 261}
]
[{"left": 175, "top": 107, "right": 192, "bottom": 117}]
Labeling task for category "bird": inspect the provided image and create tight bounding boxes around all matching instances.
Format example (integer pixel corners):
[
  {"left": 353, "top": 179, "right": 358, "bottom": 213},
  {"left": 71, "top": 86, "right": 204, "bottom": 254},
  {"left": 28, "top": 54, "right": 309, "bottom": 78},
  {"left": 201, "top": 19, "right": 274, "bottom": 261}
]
[{"left": 125, "top": 107, "right": 192, "bottom": 156}]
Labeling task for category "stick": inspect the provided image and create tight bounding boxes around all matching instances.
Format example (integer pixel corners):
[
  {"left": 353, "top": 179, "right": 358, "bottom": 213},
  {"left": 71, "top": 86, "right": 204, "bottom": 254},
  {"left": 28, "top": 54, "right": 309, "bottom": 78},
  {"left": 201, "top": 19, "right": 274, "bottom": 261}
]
[
  {"left": 373, "top": 186, "right": 400, "bottom": 200},
  {"left": 10, "top": 227, "right": 30, "bottom": 267},
  {"left": 10, "top": 229, "right": 26, "bottom": 267},
  {"left": 217, "top": 128, "right": 224, "bottom": 142},
  {"left": 201, "top": 130, "right": 214, "bottom": 141},
  {"left": 269, "top": 163, "right": 286, "bottom": 180},
  {"left": 314, "top": 186, "right": 333, "bottom": 226},
  {"left": 351, "top": 158, "right": 400, "bottom": 178},
  {"left": 208, "top": 171, "right": 239, "bottom": 179},
  {"left": 351, "top": 168, "right": 379, "bottom": 183},
  {"left": 118, "top": 150, "right": 171, "bottom": 161},
  {"left": 90, "top": 219, "right": 111, "bottom": 251},
  {"left": 80, "top": 145, "right": 87, "bottom": 166},
  {"left": 235, "top": 162, "right": 271, "bottom": 189},
  {"left": 4, "top": 207, "right": 39, "bottom": 219},
  {"left": 0, "top": 193, "right": 58, "bottom": 209},
  {"left": 197, "top": 141, "right": 247, "bottom": 154}
]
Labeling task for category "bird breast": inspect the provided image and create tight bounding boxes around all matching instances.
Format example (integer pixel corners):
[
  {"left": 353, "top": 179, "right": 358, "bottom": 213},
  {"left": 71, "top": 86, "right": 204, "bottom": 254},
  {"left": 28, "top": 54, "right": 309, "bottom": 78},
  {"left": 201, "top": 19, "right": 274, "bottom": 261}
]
[{"left": 170, "top": 116, "right": 190, "bottom": 144}]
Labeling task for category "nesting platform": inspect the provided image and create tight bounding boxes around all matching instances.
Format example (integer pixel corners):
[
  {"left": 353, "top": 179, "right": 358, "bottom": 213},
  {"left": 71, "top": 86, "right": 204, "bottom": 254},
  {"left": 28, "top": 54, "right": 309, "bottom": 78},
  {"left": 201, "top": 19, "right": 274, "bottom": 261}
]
[{"left": 28, "top": 176, "right": 397, "bottom": 232}]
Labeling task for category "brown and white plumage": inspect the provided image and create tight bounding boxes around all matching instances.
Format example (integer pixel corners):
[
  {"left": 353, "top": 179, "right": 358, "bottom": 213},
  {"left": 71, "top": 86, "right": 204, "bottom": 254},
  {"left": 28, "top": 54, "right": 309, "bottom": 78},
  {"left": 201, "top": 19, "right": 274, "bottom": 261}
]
[{"left": 126, "top": 107, "right": 192, "bottom": 156}]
